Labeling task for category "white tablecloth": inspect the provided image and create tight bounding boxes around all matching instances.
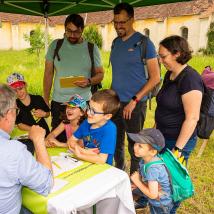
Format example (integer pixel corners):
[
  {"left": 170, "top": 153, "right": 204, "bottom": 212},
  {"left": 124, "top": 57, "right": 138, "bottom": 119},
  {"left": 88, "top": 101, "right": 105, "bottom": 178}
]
[{"left": 47, "top": 167, "right": 135, "bottom": 214}]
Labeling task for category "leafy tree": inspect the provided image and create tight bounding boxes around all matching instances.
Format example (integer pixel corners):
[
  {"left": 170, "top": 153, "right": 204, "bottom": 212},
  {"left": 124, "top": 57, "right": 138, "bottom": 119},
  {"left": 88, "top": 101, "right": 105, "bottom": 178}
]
[
  {"left": 206, "top": 22, "right": 214, "bottom": 54},
  {"left": 83, "top": 24, "right": 103, "bottom": 49},
  {"left": 200, "top": 22, "right": 214, "bottom": 55},
  {"left": 24, "top": 25, "right": 52, "bottom": 58}
]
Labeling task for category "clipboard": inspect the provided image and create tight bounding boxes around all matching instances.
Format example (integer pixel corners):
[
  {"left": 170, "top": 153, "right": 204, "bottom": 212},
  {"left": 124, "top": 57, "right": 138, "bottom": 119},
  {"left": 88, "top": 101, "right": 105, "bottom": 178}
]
[{"left": 59, "top": 76, "right": 85, "bottom": 88}]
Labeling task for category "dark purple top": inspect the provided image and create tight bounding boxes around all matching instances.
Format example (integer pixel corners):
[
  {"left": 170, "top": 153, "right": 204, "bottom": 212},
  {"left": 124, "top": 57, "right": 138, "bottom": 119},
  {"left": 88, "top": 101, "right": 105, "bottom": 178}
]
[{"left": 155, "top": 65, "right": 203, "bottom": 140}]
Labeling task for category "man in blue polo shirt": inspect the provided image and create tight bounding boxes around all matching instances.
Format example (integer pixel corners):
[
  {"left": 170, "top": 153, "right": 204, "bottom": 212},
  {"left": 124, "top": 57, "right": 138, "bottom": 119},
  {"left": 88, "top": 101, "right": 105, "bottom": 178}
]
[
  {"left": 111, "top": 3, "right": 160, "bottom": 175},
  {"left": 0, "top": 84, "right": 53, "bottom": 214}
]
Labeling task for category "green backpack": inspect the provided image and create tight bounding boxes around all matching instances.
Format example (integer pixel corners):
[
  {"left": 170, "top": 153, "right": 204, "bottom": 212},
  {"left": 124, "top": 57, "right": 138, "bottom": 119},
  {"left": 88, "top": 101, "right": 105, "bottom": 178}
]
[{"left": 144, "top": 149, "right": 194, "bottom": 202}]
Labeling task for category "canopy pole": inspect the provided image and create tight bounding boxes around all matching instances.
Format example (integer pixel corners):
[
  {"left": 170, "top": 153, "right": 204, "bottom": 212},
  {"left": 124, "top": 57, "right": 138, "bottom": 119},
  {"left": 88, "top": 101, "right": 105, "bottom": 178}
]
[
  {"left": 84, "top": 13, "right": 88, "bottom": 25},
  {"left": 44, "top": 17, "right": 49, "bottom": 54}
]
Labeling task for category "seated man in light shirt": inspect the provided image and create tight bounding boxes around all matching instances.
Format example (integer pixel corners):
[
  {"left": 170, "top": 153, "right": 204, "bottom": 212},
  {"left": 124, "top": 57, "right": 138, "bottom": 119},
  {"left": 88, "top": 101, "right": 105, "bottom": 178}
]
[{"left": 0, "top": 84, "right": 53, "bottom": 214}]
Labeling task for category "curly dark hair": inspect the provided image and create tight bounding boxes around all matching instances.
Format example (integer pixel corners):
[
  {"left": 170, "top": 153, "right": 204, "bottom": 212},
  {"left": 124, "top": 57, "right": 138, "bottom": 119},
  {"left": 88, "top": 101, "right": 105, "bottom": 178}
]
[{"left": 160, "top": 35, "right": 193, "bottom": 64}]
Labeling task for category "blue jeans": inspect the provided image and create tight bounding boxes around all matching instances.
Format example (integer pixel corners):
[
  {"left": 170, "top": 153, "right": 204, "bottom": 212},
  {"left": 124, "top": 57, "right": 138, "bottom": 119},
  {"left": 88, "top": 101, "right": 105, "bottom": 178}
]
[
  {"left": 164, "top": 136, "right": 197, "bottom": 214},
  {"left": 149, "top": 203, "right": 173, "bottom": 214},
  {"left": 133, "top": 188, "right": 172, "bottom": 213},
  {"left": 163, "top": 136, "right": 197, "bottom": 161}
]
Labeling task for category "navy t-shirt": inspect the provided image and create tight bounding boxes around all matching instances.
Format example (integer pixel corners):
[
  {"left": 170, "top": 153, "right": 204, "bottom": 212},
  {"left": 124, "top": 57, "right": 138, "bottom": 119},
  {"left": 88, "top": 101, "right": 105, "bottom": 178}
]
[{"left": 155, "top": 65, "right": 203, "bottom": 140}]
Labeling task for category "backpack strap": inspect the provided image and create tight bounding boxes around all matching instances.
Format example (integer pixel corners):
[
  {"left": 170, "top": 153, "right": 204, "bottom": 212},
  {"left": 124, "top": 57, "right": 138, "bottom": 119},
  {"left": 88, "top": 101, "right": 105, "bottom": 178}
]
[
  {"left": 139, "top": 35, "right": 148, "bottom": 73},
  {"left": 87, "top": 42, "right": 95, "bottom": 77},
  {"left": 144, "top": 157, "right": 174, "bottom": 200},
  {"left": 143, "top": 160, "right": 164, "bottom": 174},
  {"left": 139, "top": 35, "right": 153, "bottom": 109},
  {"left": 53, "top": 39, "right": 64, "bottom": 61},
  {"left": 108, "top": 37, "right": 119, "bottom": 67}
]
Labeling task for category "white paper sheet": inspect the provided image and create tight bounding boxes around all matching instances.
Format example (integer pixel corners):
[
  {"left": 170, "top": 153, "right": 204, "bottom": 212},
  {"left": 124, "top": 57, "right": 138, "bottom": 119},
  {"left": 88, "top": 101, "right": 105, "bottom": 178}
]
[{"left": 51, "top": 153, "right": 83, "bottom": 177}]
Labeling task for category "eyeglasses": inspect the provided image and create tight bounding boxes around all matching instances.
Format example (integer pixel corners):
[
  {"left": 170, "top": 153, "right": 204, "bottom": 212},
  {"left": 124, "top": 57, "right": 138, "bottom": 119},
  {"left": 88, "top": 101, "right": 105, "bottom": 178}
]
[
  {"left": 65, "top": 29, "right": 82, "bottom": 36},
  {"left": 87, "top": 105, "right": 106, "bottom": 116},
  {"left": 158, "top": 53, "right": 171, "bottom": 59},
  {"left": 112, "top": 17, "right": 131, "bottom": 26}
]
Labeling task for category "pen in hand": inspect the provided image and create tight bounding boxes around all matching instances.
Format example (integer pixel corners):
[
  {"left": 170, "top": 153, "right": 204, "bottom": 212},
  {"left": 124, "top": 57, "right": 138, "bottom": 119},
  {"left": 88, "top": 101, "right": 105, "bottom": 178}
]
[{"left": 65, "top": 155, "right": 78, "bottom": 162}]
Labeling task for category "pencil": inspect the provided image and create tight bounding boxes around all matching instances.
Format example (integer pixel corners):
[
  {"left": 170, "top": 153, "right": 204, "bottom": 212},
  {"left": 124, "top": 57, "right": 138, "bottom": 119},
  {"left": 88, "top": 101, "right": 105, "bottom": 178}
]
[{"left": 52, "top": 161, "right": 61, "bottom": 169}]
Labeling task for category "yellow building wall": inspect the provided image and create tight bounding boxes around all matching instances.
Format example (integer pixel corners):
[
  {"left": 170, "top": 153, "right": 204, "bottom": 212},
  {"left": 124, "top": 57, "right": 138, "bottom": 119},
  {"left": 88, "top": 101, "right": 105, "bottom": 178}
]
[
  {"left": 0, "top": 13, "right": 211, "bottom": 53},
  {"left": 98, "top": 14, "right": 209, "bottom": 52},
  {"left": 52, "top": 25, "right": 64, "bottom": 39},
  {"left": 0, "top": 22, "right": 12, "bottom": 49}
]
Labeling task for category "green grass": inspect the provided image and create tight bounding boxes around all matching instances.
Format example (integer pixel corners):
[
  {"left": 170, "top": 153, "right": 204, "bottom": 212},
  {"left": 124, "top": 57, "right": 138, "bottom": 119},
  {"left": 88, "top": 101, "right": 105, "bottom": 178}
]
[{"left": 0, "top": 50, "right": 214, "bottom": 213}]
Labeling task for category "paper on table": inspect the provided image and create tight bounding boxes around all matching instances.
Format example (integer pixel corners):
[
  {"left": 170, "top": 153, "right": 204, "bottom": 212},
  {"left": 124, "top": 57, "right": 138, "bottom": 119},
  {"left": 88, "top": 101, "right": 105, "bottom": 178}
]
[
  {"left": 50, "top": 178, "right": 69, "bottom": 193},
  {"left": 60, "top": 76, "right": 85, "bottom": 88},
  {"left": 51, "top": 155, "right": 83, "bottom": 177}
]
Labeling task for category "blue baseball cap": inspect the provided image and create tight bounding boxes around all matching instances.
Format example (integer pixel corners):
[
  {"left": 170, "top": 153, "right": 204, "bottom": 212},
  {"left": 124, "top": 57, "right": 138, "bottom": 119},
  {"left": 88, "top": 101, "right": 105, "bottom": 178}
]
[
  {"left": 128, "top": 128, "right": 165, "bottom": 152},
  {"left": 65, "top": 94, "right": 87, "bottom": 112}
]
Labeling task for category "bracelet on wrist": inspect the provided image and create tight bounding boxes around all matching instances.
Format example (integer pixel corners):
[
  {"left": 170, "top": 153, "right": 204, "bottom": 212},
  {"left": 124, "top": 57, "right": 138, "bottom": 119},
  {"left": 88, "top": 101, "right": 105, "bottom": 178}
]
[
  {"left": 174, "top": 146, "right": 183, "bottom": 152},
  {"left": 131, "top": 95, "right": 139, "bottom": 103}
]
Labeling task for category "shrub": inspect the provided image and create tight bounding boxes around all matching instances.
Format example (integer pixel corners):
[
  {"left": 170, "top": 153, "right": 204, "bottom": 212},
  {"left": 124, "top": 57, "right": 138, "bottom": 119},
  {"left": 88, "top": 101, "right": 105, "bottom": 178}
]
[
  {"left": 83, "top": 24, "right": 103, "bottom": 49},
  {"left": 201, "top": 22, "right": 214, "bottom": 55},
  {"left": 24, "top": 25, "right": 52, "bottom": 59}
]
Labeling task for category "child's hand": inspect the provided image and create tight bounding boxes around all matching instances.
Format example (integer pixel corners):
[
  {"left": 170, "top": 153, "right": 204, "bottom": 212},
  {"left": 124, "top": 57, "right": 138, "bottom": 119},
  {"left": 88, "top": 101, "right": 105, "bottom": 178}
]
[
  {"left": 48, "top": 138, "right": 62, "bottom": 147},
  {"left": 86, "top": 148, "right": 100, "bottom": 154},
  {"left": 130, "top": 171, "right": 141, "bottom": 184},
  {"left": 45, "top": 139, "right": 55, "bottom": 148},
  {"left": 131, "top": 183, "right": 137, "bottom": 191},
  {"left": 73, "top": 145, "right": 82, "bottom": 158},
  {"left": 33, "top": 109, "right": 46, "bottom": 118}
]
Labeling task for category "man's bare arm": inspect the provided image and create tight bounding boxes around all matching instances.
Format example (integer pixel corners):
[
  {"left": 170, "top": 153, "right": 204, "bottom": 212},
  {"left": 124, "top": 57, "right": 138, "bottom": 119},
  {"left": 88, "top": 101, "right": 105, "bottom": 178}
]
[
  {"left": 136, "top": 58, "right": 160, "bottom": 100},
  {"left": 43, "top": 60, "right": 54, "bottom": 105},
  {"left": 90, "top": 67, "right": 104, "bottom": 85},
  {"left": 123, "top": 58, "right": 160, "bottom": 119}
]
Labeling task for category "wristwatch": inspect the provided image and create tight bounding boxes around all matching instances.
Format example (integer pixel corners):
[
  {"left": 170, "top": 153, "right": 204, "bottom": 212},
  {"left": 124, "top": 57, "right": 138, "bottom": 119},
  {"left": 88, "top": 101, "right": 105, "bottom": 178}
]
[
  {"left": 174, "top": 146, "right": 183, "bottom": 152},
  {"left": 131, "top": 96, "right": 139, "bottom": 103}
]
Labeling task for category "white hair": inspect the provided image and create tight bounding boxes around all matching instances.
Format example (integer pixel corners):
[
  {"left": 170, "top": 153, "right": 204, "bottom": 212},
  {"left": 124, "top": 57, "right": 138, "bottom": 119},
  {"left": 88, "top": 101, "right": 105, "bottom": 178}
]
[{"left": 0, "top": 84, "right": 16, "bottom": 118}]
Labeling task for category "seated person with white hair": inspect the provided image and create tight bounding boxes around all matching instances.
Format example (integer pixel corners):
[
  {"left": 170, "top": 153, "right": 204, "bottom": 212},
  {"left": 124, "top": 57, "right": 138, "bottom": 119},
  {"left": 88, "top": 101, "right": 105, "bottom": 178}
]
[{"left": 0, "top": 84, "right": 53, "bottom": 214}]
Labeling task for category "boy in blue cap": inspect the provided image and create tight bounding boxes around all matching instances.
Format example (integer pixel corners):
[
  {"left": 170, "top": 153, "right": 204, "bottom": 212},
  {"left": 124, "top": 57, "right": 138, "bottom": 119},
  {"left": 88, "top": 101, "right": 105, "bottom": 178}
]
[{"left": 129, "top": 128, "right": 173, "bottom": 214}]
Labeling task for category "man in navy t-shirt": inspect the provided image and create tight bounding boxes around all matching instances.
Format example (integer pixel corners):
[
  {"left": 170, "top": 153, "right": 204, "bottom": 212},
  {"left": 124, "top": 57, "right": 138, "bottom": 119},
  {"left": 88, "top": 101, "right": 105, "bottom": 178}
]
[{"left": 111, "top": 3, "right": 160, "bottom": 174}]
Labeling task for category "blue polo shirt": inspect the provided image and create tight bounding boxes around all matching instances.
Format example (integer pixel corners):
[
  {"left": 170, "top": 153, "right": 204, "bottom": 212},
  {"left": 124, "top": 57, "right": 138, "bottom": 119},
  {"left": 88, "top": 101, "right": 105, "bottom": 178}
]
[
  {"left": 110, "top": 32, "right": 157, "bottom": 102},
  {"left": 0, "top": 129, "right": 52, "bottom": 214},
  {"left": 74, "top": 119, "right": 116, "bottom": 165}
]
